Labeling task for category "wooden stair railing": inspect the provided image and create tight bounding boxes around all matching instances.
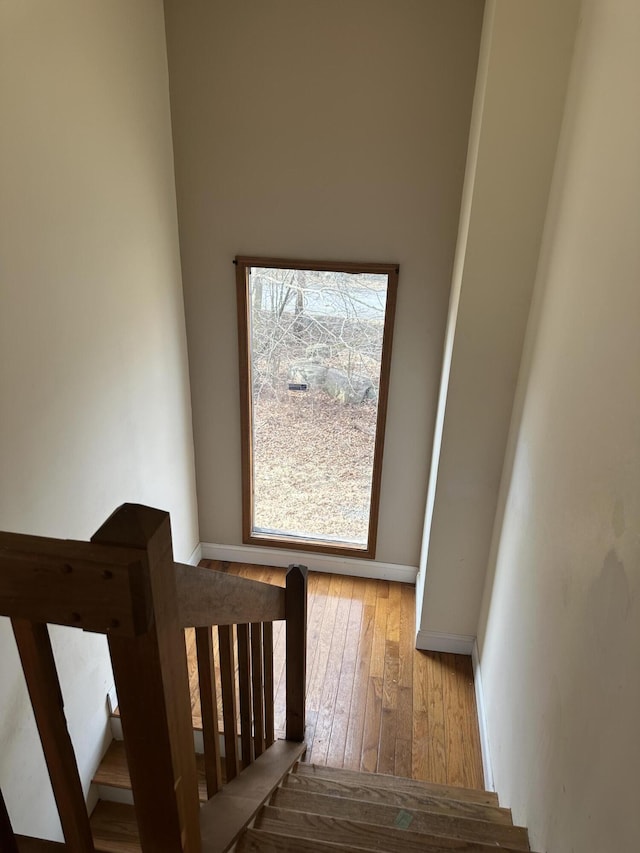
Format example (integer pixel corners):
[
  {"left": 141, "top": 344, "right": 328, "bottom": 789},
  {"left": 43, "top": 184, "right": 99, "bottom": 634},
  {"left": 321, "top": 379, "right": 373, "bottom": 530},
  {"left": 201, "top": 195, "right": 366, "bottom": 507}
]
[
  {"left": 0, "top": 503, "right": 308, "bottom": 852},
  {"left": 180, "top": 561, "right": 307, "bottom": 793}
]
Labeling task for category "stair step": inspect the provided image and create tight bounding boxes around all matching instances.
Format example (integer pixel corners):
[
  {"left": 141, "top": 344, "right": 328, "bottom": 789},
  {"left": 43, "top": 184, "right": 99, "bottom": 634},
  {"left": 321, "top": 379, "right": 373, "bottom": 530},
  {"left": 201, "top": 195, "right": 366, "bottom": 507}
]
[
  {"left": 270, "top": 788, "right": 530, "bottom": 850},
  {"left": 283, "top": 772, "right": 512, "bottom": 825},
  {"left": 92, "top": 740, "right": 211, "bottom": 803},
  {"left": 14, "top": 839, "right": 66, "bottom": 852},
  {"left": 294, "top": 763, "right": 499, "bottom": 807},
  {"left": 257, "top": 807, "right": 531, "bottom": 853},
  {"left": 90, "top": 801, "right": 139, "bottom": 853},
  {"left": 237, "top": 827, "right": 372, "bottom": 852}
]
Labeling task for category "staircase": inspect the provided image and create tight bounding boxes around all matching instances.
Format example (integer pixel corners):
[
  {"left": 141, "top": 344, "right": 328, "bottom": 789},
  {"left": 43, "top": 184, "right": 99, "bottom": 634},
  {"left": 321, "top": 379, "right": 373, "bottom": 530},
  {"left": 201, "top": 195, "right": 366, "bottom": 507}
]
[
  {"left": 90, "top": 740, "right": 533, "bottom": 853},
  {"left": 250, "top": 763, "right": 531, "bottom": 852},
  {"left": 1, "top": 504, "right": 536, "bottom": 853}
]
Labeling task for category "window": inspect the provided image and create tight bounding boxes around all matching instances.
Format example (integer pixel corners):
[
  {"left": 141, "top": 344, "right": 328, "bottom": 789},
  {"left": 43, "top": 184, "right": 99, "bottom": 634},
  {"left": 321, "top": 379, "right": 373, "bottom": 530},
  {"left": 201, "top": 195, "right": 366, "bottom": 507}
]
[{"left": 236, "top": 256, "right": 398, "bottom": 558}]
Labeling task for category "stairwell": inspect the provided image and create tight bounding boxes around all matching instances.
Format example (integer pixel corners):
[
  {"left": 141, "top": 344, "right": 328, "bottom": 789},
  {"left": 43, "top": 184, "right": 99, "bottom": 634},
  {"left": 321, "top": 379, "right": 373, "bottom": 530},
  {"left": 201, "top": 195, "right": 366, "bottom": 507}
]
[{"left": 2, "top": 505, "right": 537, "bottom": 852}]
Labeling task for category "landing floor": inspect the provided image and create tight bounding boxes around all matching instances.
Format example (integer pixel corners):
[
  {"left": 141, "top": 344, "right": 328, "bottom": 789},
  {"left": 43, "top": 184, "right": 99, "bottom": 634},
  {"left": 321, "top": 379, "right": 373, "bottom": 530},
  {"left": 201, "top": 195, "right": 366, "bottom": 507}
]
[{"left": 186, "top": 563, "right": 484, "bottom": 790}]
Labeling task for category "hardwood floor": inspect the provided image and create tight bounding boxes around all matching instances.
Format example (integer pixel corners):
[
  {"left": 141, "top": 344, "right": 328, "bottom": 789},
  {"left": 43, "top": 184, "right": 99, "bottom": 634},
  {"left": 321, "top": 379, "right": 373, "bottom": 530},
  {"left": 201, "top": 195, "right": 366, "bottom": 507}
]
[{"left": 186, "top": 562, "right": 484, "bottom": 790}]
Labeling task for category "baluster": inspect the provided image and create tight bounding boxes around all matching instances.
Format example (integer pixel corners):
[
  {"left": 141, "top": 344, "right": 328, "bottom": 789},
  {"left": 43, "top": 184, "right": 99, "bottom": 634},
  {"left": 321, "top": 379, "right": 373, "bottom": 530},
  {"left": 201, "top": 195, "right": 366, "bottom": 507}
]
[
  {"left": 236, "top": 623, "right": 252, "bottom": 767},
  {"left": 263, "top": 621, "right": 275, "bottom": 747},
  {"left": 251, "top": 623, "right": 265, "bottom": 757},
  {"left": 195, "top": 626, "right": 222, "bottom": 797},
  {"left": 218, "top": 624, "right": 239, "bottom": 781},
  {"left": 11, "top": 620, "right": 95, "bottom": 852}
]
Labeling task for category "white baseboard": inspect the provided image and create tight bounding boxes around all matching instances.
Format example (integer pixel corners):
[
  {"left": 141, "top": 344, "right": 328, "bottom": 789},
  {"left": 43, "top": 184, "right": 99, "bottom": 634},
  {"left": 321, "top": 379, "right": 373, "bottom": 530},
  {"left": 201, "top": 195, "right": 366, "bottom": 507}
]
[
  {"left": 415, "top": 629, "right": 475, "bottom": 655},
  {"left": 472, "top": 640, "right": 494, "bottom": 792},
  {"left": 110, "top": 712, "right": 123, "bottom": 741},
  {"left": 200, "top": 542, "right": 417, "bottom": 584},
  {"left": 186, "top": 541, "right": 203, "bottom": 566},
  {"left": 109, "top": 713, "right": 206, "bottom": 754},
  {"left": 106, "top": 684, "right": 118, "bottom": 716},
  {"left": 97, "top": 784, "right": 134, "bottom": 805}
]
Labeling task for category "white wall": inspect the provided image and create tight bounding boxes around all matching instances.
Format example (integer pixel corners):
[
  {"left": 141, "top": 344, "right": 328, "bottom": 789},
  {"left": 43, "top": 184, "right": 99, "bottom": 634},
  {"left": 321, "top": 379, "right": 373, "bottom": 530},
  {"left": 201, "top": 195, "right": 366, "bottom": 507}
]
[
  {"left": 0, "top": 0, "right": 199, "bottom": 839},
  {"left": 478, "top": 1, "right": 640, "bottom": 850},
  {"left": 417, "top": 0, "right": 580, "bottom": 644},
  {"left": 164, "top": 0, "right": 484, "bottom": 569}
]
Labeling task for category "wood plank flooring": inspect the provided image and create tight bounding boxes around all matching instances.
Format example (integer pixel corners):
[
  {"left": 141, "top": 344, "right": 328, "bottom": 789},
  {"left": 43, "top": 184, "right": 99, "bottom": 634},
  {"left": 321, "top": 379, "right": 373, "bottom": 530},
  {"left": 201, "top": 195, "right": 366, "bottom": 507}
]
[{"left": 187, "top": 562, "right": 484, "bottom": 790}]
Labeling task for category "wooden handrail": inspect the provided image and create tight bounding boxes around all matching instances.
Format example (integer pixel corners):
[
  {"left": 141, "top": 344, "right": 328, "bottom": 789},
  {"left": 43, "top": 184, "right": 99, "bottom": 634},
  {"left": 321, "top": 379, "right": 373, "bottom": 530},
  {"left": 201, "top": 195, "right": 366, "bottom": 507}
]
[
  {"left": 175, "top": 562, "right": 286, "bottom": 627},
  {"left": 1, "top": 535, "right": 287, "bottom": 635},
  {"left": 199, "top": 740, "right": 306, "bottom": 853}
]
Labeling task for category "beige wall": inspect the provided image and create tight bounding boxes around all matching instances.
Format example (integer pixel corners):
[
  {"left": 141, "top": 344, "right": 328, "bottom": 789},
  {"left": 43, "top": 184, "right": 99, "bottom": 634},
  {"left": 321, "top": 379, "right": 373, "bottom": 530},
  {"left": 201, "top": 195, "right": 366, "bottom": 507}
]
[
  {"left": 0, "top": 0, "right": 198, "bottom": 839},
  {"left": 418, "top": 0, "right": 580, "bottom": 640},
  {"left": 478, "top": 1, "right": 640, "bottom": 849},
  {"left": 164, "top": 0, "right": 484, "bottom": 567}
]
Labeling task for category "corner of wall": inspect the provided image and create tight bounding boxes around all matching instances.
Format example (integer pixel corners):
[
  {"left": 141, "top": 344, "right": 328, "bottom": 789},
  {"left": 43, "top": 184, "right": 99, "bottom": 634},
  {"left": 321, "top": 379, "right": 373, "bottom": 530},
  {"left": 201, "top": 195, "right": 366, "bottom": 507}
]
[{"left": 471, "top": 640, "right": 494, "bottom": 792}]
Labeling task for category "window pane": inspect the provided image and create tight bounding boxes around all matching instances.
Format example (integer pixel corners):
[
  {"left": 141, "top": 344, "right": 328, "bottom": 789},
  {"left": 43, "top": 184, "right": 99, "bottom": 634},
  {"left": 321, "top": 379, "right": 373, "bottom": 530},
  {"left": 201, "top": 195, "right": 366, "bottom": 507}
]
[{"left": 237, "top": 258, "right": 397, "bottom": 557}]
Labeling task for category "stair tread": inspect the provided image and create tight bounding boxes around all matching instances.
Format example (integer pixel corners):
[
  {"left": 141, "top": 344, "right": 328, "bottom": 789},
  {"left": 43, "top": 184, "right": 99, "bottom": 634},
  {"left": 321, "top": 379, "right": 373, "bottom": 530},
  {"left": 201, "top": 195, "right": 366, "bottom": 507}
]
[
  {"left": 238, "top": 827, "right": 374, "bottom": 852},
  {"left": 258, "top": 807, "right": 532, "bottom": 853},
  {"left": 240, "top": 828, "right": 528, "bottom": 853},
  {"left": 90, "top": 801, "right": 139, "bottom": 853},
  {"left": 283, "top": 773, "right": 512, "bottom": 824},
  {"left": 93, "top": 739, "right": 211, "bottom": 802},
  {"left": 270, "top": 788, "right": 530, "bottom": 850},
  {"left": 295, "top": 763, "right": 499, "bottom": 806}
]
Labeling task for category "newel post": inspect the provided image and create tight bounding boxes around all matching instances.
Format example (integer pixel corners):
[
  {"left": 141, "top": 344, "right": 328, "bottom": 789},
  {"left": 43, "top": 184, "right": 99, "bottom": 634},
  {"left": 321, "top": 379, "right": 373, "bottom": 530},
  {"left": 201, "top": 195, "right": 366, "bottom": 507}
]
[
  {"left": 92, "top": 504, "right": 201, "bottom": 853},
  {"left": 285, "top": 563, "right": 308, "bottom": 742}
]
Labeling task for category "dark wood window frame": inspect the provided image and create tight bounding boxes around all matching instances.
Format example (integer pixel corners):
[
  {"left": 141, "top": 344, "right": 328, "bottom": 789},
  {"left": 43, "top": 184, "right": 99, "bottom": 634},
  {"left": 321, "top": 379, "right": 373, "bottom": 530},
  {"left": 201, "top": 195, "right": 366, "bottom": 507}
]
[{"left": 236, "top": 255, "right": 399, "bottom": 559}]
